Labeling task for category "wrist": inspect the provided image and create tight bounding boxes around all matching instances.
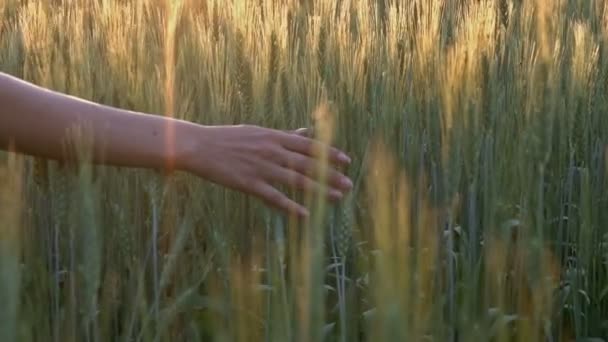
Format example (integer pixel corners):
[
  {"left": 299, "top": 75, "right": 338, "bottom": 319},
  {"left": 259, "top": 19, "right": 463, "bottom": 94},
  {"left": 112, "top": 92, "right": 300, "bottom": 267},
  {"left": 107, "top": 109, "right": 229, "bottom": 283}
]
[{"left": 174, "top": 121, "right": 213, "bottom": 175}]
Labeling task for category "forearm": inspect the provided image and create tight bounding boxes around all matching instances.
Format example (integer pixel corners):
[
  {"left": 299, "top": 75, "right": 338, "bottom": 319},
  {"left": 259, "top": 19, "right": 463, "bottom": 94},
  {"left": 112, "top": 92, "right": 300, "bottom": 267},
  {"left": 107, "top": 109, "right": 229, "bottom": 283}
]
[{"left": 0, "top": 72, "right": 197, "bottom": 171}]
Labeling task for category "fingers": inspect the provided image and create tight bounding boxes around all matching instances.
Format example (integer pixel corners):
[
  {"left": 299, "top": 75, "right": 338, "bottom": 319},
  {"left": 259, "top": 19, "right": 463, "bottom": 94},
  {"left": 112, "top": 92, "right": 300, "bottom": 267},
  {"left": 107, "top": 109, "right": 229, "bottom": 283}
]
[
  {"left": 280, "top": 150, "right": 353, "bottom": 192},
  {"left": 242, "top": 126, "right": 354, "bottom": 218},
  {"left": 262, "top": 162, "right": 344, "bottom": 201},
  {"left": 252, "top": 181, "right": 309, "bottom": 218},
  {"left": 279, "top": 132, "right": 351, "bottom": 166},
  {"left": 251, "top": 163, "right": 344, "bottom": 219}
]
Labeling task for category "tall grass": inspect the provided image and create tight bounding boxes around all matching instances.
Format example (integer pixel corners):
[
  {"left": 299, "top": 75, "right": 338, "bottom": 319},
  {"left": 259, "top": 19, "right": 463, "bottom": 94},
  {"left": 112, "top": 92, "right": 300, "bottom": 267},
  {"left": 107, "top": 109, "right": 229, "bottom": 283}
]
[{"left": 1, "top": 0, "right": 608, "bottom": 340}]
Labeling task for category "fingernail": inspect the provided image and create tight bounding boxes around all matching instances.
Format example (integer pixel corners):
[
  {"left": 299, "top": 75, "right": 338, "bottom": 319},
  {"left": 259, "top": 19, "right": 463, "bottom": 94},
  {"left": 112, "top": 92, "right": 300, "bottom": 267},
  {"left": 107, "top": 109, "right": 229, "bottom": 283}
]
[
  {"left": 330, "top": 189, "right": 344, "bottom": 199},
  {"left": 339, "top": 153, "right": 351, "bottom": 164},
  {"left": 300, "top": 208, "right": 310, "bottom": 218},
  {"left": 341, "top": 177, "right": 353, "bottom": 189}
]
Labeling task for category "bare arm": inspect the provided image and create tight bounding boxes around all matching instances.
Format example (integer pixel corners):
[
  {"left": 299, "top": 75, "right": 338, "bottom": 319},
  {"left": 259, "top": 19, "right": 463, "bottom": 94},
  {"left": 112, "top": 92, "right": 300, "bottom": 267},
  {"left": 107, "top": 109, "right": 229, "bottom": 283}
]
[
  {"left": 0, "top": 72, "right": 353, "bottom": 217},
  {"left": 0, "top": 72, "right": 196, "bottom": 171}
]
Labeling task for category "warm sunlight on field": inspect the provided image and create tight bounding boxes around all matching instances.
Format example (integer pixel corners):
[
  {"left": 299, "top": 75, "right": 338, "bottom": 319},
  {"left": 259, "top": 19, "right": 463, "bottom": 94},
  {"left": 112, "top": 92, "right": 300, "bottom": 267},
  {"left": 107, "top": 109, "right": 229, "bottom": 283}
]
[{"left": 2, "top": 0, "right": 608, "bottom": 341}]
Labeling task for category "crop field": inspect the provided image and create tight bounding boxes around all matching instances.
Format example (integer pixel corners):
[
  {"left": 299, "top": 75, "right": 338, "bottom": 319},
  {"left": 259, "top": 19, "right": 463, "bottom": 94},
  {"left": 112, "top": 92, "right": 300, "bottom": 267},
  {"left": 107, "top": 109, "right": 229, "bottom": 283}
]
[{"left": 1, "top": 0, "right": 608, "bottom": 341}]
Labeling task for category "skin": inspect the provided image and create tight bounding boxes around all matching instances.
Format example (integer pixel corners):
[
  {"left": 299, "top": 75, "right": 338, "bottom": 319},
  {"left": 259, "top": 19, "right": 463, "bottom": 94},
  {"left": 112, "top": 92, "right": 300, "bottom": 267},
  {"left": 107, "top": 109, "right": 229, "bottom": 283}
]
[{"left": 0, "top": 72, "right": 353, "bottom": 218}]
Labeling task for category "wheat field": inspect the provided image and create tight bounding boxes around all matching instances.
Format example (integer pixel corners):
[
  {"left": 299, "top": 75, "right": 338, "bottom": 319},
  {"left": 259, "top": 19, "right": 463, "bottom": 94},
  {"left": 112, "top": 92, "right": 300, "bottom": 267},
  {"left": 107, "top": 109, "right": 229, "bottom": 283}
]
[{"left": 1, "top": 0, "right": 608, "bottom": 341}]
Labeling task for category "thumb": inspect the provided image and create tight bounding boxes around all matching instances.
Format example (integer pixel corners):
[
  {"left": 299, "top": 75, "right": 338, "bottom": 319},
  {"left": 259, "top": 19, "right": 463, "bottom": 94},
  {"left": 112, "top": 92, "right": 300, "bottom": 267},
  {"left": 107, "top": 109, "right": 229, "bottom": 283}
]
[{"left": 291, "top": 127, "right": 314, "bottom": 138}]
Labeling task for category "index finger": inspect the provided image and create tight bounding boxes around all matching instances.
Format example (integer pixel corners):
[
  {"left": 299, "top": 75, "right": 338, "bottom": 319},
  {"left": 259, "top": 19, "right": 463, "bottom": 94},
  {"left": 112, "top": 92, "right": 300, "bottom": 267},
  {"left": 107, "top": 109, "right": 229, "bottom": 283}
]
[{"left": 279, "top": 133, "right": 351, "bottom": 166}]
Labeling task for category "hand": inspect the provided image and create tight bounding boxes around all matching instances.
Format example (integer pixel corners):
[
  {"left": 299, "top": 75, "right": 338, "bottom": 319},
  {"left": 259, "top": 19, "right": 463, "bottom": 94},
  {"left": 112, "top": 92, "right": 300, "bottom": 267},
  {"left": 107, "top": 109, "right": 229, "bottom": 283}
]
[{"left": 178, "top": 124, "right": 353, "bottom": 218}]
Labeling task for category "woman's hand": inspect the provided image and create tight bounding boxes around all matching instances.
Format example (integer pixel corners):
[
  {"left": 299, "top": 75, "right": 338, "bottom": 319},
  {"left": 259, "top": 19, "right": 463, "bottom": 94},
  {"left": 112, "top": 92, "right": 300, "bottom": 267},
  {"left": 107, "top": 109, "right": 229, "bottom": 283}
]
[
  {"left": 0, "top": 73, "right": 352, "bottom": 218},
  {"left": 178, "top": 124, "right": 353, "bottom": 218}
]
